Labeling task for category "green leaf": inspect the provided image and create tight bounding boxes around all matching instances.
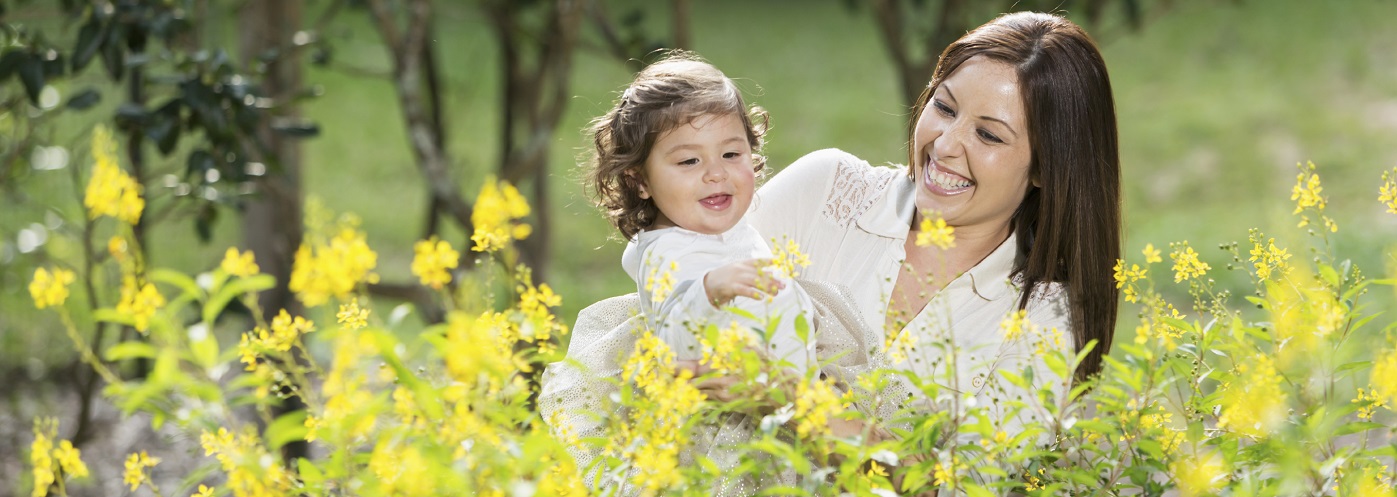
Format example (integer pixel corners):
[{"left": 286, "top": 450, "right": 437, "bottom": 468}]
[
  {"left": 265, "top": 410, "right": 308, "bottom": 450},
  {"left": 150, "top": 268, "right": 204, "bottom": 301},
  {"left": 793, "top": 314, "right": 810, "bottom": 346},
  {"left": 190, "top": 323, "right": 219, "bottom": 370},
  {"left": 1318, "top": 263, "right": 1340, "bottom": 288},
  {"left": 0, "top": 50, "right": 25, "bottom": 81},
  {"left": 203, "top": 274, "right": 275, "bottom": 325},
  {"left": 94, "top": 308, "right": 136, "bottom": 327},
  {"left": 1335, "top": 421, "right": 1385, "bottom": 437},
  {"left": 71, "top": 16, "right": 104, "bottom": 72},
  {"left": 298, "top": 458, "right": 325, "bottom": 489},
  {"left": 105, "top": 341, "right": 158, "bottom": 361},
  {"left": 18, "top": 55, "right": 44, "bottom": 106},
  {"left": 66, "top": 88, "right": 101, "bottom": 110}
]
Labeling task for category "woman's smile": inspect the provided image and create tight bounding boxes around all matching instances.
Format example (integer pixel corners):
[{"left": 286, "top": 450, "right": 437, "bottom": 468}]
[{"left": 922, "top": 154, "right": 975, "bottom": 195}]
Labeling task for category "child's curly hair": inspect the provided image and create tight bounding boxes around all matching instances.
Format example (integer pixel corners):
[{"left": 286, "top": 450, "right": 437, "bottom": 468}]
[{"left": 585, "top": 51, "right": 769, "bottom": 240}]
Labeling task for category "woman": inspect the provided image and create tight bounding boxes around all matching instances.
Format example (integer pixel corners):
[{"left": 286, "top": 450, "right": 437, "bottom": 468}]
[{"left": 542, "top": 10, "right": 1120, "bottom": 492}]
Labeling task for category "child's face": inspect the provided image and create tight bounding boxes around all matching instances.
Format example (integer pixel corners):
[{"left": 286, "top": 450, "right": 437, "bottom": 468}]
[{"left": 639, "top": 112, "right": 755, "bottom": 235}]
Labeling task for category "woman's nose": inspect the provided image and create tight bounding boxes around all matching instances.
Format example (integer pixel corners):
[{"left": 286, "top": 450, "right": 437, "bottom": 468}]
[{"left": 932, "top": 120, "right": 968, "bottom": 160}]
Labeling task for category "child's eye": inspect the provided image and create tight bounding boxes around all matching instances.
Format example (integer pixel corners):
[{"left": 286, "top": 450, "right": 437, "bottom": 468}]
[
  {"left": 678, "top": 158, "right": 699, "bottom": 166},
  {"left": 722, "top": 152, "right": 743, "bottom": 159}
]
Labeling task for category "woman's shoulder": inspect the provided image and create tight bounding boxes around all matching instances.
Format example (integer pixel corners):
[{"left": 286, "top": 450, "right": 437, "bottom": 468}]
[{"left": 772, "top": 149, "right": 904, "bottom": 199}]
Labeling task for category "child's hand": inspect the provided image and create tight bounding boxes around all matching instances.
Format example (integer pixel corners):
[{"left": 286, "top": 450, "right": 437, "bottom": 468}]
[{"left": 702, "top": 258, "right": 784, "bottom": 308}]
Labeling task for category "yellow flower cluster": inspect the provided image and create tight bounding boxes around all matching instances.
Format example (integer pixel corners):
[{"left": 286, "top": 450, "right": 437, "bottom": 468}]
[
  {"left": 1380, "top": 167, "right": 1397, "bottom": 215},
  {"left": 700, "top": 321, "right": 757, "bottom": 373},
  {"left": 915, "top": 213, "right": 956, "bottom": 249},
  {"left": 1113, "top": 259, "right": 1147, "bottom": 303},
  {"left": 444, "top": 311, "right": 519, "bottom": 385},
  {"left": 221, "top": 248, "right": 260, "bottom": 278},
  {"left": 517, "top": 279, "right": 566, "bottom": 355},
  {"left": 289, "top": 225, "right": 379, "bottom": 308},
  {"left": 29, "top": 267, "right": 75, "bottom": 310},
  {"left": 645, "top": 260, "right": 678, "bottom": 304},
  {"left": 1370, "top": 346, "right": 1397, "bottom": 408},
  {"left": 471, "top": 178, "right": 532, "bottom": 252},
  {"left": 117, "top": 277, "right": 165, "bottom": 333},
  {"left": 769, "top": 237, "right": 811, "bottom": 279},
  {"left": 369, "top": 441, "right": 434, "bottom": 496},
  {"left": 83, "top": 125, "right": 144, "bottom": 224},
  {"left": 611, "top": 332, "right": 705, "bottom": 494},
  {"left": 1171, "top": 451, "right": 1227, "bottom": 497},
  {"left": 1291, "top": 161, "right": 1338, "bottom": 232},
  {"left": 412, "top": 237, "right": 459, "bottom": 289},
  {"left": 1168, "top": 242, "right": 1211, "bottom": 283},
  {"left": 1341, "top": 466, "right": 1395, "bottom": 497},
  {"left": 337, "top": 298, "right": 370, "bottom": 331},
  {"left": 1000, "top": 309, "right": 1032, "bottom": 341},
  {"left": 237, "top": 310, "right": 316, "bottom": 372},
  {"left": 122, "top": 451, "right": 160, "bottom": 491},
  {"left": 931, "top": 455, "right": 967, "bottom": 490},
  {"left": 200, "top": 427, "right": 294, "bottom": 497},
  {"left": 1353, "top": 387, "right": 1389, "bottom": 421},
  {"left": 1216, "top": 354, "right": 1286, "bottom": 438},
  {"left": 793, "top": 377, "right": 842, "bottom": 439},
  {"left": 30, "top": 418, "right": 88, "bottom": 497},
  {"left": 884, "top": 327, "right": 918, "bottom": 364},
  {"left": 1247, "top": 233, "right": 1292, "bottom": 281},
  {"left": 1133, "top": 302, "right": 1186, "bottom": 351}
]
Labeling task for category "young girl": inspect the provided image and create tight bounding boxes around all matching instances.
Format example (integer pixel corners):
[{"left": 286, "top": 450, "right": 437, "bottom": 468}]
[{"left": 585, "top": 52, "right": 815, "bottom": 373}]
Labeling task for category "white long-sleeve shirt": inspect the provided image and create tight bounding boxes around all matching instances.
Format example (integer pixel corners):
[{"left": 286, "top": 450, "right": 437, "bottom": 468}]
[{"left": 622, "top": 222, "right": 816, "bottom": 372}]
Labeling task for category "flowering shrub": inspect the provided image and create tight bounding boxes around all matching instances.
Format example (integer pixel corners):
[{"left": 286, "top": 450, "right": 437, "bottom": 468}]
[{"left": 22, "top": 128, "right": 1397, "bottom": 496}]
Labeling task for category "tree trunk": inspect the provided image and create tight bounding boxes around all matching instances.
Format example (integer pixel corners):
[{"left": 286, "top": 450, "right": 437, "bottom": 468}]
[{"left": 237, "top": 0, "right": 307, "bottom": 463}]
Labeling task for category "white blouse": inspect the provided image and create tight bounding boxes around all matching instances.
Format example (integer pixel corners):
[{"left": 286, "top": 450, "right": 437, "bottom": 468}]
[{"left": 748, "top": 148, "right": 1074, "bottom": 412}]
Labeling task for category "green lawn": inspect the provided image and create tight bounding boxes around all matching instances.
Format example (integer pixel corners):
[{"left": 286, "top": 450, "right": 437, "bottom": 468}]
[{"left": 4, "top": 0, "right": 1396, "bottom": 366}]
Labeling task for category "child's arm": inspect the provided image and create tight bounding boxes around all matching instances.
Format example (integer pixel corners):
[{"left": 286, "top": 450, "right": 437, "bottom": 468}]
[{"left": 702, "top": 259, "right": 783, "bottom": 307}]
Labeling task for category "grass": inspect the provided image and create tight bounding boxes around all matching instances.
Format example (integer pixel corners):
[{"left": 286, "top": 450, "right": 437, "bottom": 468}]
[{"left": 4, "top": 0, "right": 1397, "bottom": 367}]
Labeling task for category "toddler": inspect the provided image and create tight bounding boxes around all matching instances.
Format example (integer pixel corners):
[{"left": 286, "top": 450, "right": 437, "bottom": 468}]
[{"left": 584, "top": 52, "right": 815, "bottom": 373}]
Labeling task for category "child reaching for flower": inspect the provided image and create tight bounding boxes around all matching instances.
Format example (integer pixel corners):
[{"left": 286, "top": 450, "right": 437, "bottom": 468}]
[{"left": 584, "top": 51, "right": 816, "bottom": 374}]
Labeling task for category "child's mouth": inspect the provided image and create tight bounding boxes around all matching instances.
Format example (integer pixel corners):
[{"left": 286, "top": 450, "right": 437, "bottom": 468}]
[{"left": 700, "top": 194, "right": 732, "bottom": 209}]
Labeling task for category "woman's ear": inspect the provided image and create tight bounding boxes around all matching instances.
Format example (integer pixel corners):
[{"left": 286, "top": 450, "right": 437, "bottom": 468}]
[{"left": 1031, "top": 168, "right": 1043, "bottom": 188}]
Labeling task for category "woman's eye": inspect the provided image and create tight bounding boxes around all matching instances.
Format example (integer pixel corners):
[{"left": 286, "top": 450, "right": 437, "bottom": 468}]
[
  {"left": 977, "top": 129, "right": 1004, "bottom": 144},
  {"left": 678, "top": 158, "right": 699, "bottom": 166},
  {"left": 933, "top": 100, "right": 955, "bottom": 117}
]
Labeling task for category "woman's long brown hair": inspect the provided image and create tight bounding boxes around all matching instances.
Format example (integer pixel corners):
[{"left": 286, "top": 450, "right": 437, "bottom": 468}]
[{"left": 909, "top": 11, "right": 1122, "bottom": 380}]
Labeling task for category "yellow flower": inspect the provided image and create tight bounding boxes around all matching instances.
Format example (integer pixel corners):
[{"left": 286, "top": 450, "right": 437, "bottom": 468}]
[
  {"left": 123, "top": 451, "right": 160, "bottom": 491},
  {"left": 1291, "top": 161, "right": 1337, "bottom": 232},
  {"left": 915, "top": 213, "right": 956, "bottom": 249},
  {"left": 1380, "top": 167, "right": 1397, "bottom": 215},
  {"left": 1001, "top": 309, "right": 1032, "bottom": 341},
  {"left": 769, "top": 238, "right": 811, "bottom": 279},
  {"left": 31, "top": 419, "right": 56, "bottom": 497},
  {"left": 289, "top": 224, "right": 379, "bottom": 308},
  {"left": 1216, "top": 354, "right": 1286, "bottom": 438},
  {"left": 794, "top": 378, "right": 842, "bottom": 439},
  {"left": 337, "top": 299, "right": 370, "bottom": 331},
  {"left": 1354, "top": 387, "right": 1388, "bottom": 421},
  {"left": 1142, "top": 243, "right": 1162, "bottom": 264},
  {"left": 192, "top": 485, "right": 215, "bottom": 497},
  {"left": 701, "top": 321, "right": 757, "bottom": 373},
  {"left": 411, "top": 236, "right": 459, "bottom": 289},
  {"left": 83, "top": 125, "right": 144, "bottom": 224},
  {"left": 1247, "top": 233, "right": 1292, "bottom": 281},
  {"left": 268, "top": 309, "right": 315, "bottom": 351},
  {"left": 1112, "top": 259, "right": 1148, "bottom": 302},
  {"left": 1171, "top": 451, "right": 1226, "bottom": 497},
  {"left": 220, "top": 248, "right": 260, "bottom": 277},
  {"left": 1371, "top": 346, "right": 1397, "bottom": 408},
  {"left": 1169, "top": 242, "right": 1211, "bottom": 283},
  {"left": 471, "top": 177, "right": 532, "bottom": 252},
  {"left": 29, "top": 267, "right": 75, "bottom": 310},
  {"left": 884, "top": 327, "right": 918, "bottom": 364},
  {"left": 645, "top": 260, "right": 678, "bottom": 304},
  {"left": 117, "top": 277, "right": 166, "bottom": 333}
]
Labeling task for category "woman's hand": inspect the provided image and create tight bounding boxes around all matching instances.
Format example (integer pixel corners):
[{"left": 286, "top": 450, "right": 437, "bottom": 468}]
[{"left": 702, "top": 258, "right": 784, "bottom": 308}]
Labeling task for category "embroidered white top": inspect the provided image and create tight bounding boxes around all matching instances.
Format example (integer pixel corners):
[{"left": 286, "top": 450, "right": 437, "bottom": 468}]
[{"left": 748, "top": 148, "right": 1074, "bottom": 409}]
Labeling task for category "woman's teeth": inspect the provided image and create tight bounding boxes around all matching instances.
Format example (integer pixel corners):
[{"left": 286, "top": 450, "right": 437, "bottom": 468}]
[{"left": 925, "top": 161, "right": 973, "bottom": 189}]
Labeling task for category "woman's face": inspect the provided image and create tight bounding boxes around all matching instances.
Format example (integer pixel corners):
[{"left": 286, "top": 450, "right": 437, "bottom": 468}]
[{"left": 912, "top": 56, "right": 1034, "bottom": 242}]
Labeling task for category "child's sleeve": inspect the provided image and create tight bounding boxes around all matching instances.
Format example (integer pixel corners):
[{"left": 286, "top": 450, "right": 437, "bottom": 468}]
[{"left": 635, "top": 236, "right": 724, "bottom": 361}]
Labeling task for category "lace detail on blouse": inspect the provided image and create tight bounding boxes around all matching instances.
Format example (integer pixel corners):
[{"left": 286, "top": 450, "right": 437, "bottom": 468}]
[{"left": 821, "top": 158, "right": 900, "bottom": 227}]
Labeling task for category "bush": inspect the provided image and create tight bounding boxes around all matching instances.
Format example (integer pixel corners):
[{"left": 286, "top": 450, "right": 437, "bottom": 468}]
[{"left": 23, "top": 129, "right": 1397, "bottom": 496}]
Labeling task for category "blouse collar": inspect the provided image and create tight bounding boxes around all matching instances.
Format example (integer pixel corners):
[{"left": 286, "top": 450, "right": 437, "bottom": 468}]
[{"left": 858, "top": 171, "right": 1021, "bottom": 303}]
